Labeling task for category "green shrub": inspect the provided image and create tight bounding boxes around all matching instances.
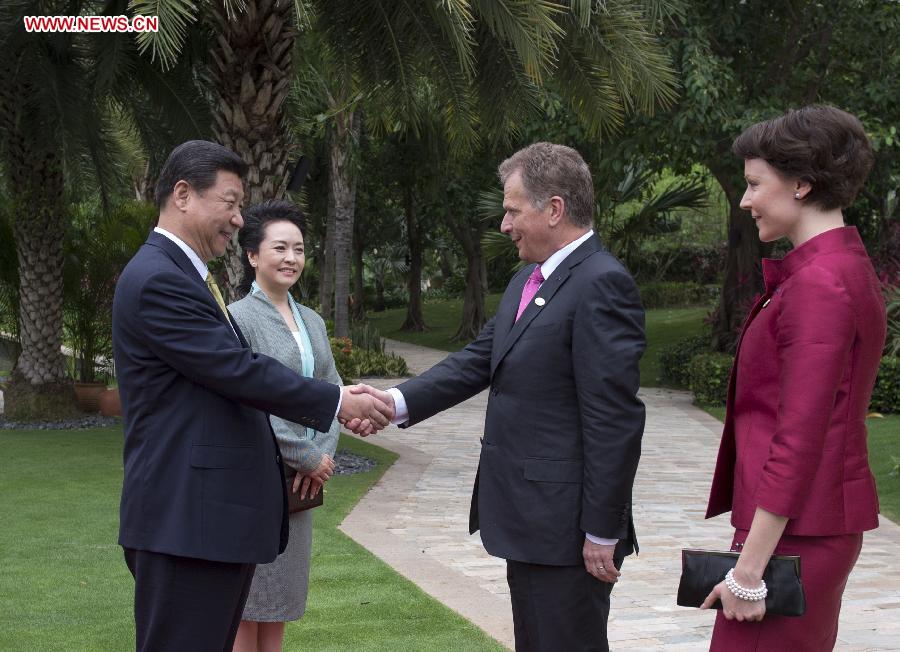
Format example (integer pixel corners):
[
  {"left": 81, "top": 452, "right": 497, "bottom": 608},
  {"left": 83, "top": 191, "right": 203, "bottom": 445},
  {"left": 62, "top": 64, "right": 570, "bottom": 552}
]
[
  {"left": 330, "top": 337, "right": 409, "bottom": 383},
  {"left": 659, "top": 334, "right": 712, "bottom": 387},
  {"left": 633, "top": 243, "right": 726, "bottom": 284},
  {"left": 63, "top": 200, "right": 156, "bottom": 382},
  {"left": 871, "top": 357, "right": 900, "bottom": 414},
  {"left": 683, "top": 353, "right": 899, "bottom": 413},
  {"left": 347, "top": 321, "right": 387, "bottom": 353},
  {"left": 638, "top": 281, "right": 717, "bottom": 309},
  {"left": 689, "top": 352, "right": 734, "bottom": 406}
]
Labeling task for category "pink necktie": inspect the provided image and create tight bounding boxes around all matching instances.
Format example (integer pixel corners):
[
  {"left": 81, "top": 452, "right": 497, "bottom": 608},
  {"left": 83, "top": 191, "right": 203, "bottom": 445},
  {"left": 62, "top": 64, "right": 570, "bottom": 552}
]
[{"left": 516, "top": 266, "right": 544, "bottom": 321}]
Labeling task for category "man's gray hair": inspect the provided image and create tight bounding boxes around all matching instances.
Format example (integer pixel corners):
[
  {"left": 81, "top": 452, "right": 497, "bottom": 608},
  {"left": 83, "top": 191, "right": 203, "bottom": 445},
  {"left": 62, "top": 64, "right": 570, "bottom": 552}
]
[{"left": 498, "top": 142, "right": 595, "bottom": 228}]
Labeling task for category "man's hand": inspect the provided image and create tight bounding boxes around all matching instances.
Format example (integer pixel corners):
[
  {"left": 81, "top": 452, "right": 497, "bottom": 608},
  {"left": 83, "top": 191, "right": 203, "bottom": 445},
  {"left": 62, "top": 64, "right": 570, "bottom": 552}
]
[
  {"left": 583, "top": 538, "right": 620, "bottom": 583},
  {"left": 338, "top": 385, "right": 393, "bottom": 436},
  {"left": 341, "top": 385, "right": 396, "bottom": 434}
]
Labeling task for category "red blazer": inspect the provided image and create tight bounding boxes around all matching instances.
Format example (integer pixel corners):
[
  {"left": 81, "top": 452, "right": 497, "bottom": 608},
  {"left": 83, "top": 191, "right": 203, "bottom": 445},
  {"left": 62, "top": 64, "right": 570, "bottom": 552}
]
[{"left": 707, "top": 227, "right": 885, "bottom": 536}]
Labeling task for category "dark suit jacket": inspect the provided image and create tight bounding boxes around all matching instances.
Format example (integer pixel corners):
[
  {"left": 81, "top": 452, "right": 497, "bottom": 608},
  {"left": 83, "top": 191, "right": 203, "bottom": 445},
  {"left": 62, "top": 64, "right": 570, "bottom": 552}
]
[
  {"left": 112, "top": 232, "right": 340, "bottom": 564},
  {"left": 707, "top": 227, "right": 884, "bottom": 535},
  {"left": 397, "top": 235, "right": 646, "bottom": 566}
]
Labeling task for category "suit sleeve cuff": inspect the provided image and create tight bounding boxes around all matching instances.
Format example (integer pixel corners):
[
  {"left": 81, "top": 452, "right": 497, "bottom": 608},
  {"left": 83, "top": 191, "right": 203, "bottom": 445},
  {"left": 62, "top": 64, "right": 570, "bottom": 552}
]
[
  {"left": 585, "top": 534, "right": 618, "bottom": 546},
  {"left": 387, "top": 388, "right": 409, "bottom": 425}
]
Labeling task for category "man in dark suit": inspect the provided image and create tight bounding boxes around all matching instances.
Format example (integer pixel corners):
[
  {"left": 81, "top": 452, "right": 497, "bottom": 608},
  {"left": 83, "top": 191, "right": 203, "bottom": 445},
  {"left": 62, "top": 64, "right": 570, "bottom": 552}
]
[
  {"left": 112, "top": 140, "right": 391, "bottom": 651},
  {"left": 353, "top": 142, "right": 645, "bottom": 651}
]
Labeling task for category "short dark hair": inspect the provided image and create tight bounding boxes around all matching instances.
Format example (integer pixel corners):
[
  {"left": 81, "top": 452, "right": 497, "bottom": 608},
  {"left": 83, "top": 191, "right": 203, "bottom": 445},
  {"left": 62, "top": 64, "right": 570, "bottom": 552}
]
[
  {"left": 732, "top": 105, "right": 874, "bottom": 210},
  {"left": 237, "top": 199, "right": 307, "bottom": 296},
  {"left": 498, "top": 142, "right": 595, "bottom": 228},
  {"left": 154, "top": 140, "right": 248, "bottom": 208}
]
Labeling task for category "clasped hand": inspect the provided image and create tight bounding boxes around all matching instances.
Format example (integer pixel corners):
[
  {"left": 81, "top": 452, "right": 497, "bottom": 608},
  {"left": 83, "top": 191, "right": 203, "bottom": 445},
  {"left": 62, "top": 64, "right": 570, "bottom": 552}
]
[
  {"left": 700, "top": 578, "right": 767, "bottom": 622},
  {"left": 291, "top": 454, "right": 335, "bottom": 500},
  {"left": 338, "top": 384, "right": 396, "bottom": 436}
]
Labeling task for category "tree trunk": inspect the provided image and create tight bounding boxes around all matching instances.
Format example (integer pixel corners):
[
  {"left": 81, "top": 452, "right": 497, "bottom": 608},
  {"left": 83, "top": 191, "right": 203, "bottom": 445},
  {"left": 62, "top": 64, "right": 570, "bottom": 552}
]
[
  {"left": 351, "top": 222, "right": 366, "bottom": 322},
  {"left": 4, "top": 150, "right": 80, "bottom": 420},
  {"left": 710, "top": 165, "right": 772, "bottom": 352},
  {"left": 373, "top": 276, "right": 386, "bottom": 312},
  {"left": 207, "top": 0, "right": 297, "bottom": 301},
  {"left": 329, "top": 109, "right": 359, "bottom": 339},
  {"left": 401, "top": 185, "right": 427, "bottom": 331},
  {"left": 320, "top": 182, "right": 336, "bottom": 322},
  {"left": 454, "top": 248, "right": 487, "bottom": 341},
  {"left": 447, "top": 213, "right": 487, "bottom": 341}
]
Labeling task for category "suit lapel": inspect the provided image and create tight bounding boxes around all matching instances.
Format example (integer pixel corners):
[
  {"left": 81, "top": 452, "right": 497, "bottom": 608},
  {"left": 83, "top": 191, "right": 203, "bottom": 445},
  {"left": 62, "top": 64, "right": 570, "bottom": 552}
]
[
  {"left": 146, "top": 232, "right": 243, "bottom": 338},
  {"left": 491, "top": 235, "right": 601, "bottom": 375}
]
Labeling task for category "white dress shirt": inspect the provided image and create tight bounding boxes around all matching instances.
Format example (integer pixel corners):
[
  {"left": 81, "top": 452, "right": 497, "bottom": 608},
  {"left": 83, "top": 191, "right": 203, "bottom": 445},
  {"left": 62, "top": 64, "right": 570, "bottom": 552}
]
[{"left": 388, "top": 230, "right": 617, "bottom": 546}]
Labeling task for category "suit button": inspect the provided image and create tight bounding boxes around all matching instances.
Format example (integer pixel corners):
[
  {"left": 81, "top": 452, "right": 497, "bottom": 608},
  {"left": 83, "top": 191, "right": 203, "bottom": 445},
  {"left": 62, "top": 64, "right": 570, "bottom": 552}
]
[
  {"left": 491, "top": 387, "right": 499, "bottom": 396},
  {"left": 276, "top": 455, "right": 282, "bottom": 464}
]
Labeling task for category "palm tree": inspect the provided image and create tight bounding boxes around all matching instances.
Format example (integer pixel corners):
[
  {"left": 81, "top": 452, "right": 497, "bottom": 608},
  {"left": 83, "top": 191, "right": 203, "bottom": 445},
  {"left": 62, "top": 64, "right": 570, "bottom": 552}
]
[
  {"left": 136, "top": 0, "right": 679, "bottom": 337},
  {"left": 0, "top": 0, "right": 208, "bottom": 420}
]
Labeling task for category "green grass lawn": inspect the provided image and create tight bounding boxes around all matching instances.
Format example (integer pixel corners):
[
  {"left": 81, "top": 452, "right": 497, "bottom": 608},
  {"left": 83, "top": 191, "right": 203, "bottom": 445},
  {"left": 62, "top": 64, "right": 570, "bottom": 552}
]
[
  {"left": 700, "top": 407, "right": 900, "bottom": 524},
  {"left": 0, "top": 427, "right": 503, "bottom": 651},
  {"left": 640, "top": 307, "right": 709, "bottom": 388},
  {"left": 367, "top": 294, "right": 504, "bottom": 353},
  {"left": 367, "top": 296, "right": 708, "bottom": 388}
]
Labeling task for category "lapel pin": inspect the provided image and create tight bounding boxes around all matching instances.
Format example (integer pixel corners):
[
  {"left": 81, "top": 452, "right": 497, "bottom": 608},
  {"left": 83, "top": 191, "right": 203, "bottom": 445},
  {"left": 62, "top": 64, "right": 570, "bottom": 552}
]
[{"left": 535, "top": 297, "right": 545, "bottom": 306}]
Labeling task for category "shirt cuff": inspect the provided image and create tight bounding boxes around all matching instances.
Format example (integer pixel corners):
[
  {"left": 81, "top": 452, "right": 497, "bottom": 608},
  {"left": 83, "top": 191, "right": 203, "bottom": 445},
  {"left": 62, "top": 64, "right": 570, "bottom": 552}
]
[
  {"left": 333, "top": 385, "right": 342, "bottom": 420},
  {"left": 386, "top": 388, "right": 409, "bottom": 425},
  {"left": 585, "top": 534, "right": 618, "bottom": 546}
]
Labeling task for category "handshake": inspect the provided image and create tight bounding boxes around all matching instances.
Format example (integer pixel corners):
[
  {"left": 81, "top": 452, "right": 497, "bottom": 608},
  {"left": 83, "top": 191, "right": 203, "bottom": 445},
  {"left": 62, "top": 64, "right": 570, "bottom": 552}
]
[{"left": 337, "top": 384, "right": 398, "bottom": 436}]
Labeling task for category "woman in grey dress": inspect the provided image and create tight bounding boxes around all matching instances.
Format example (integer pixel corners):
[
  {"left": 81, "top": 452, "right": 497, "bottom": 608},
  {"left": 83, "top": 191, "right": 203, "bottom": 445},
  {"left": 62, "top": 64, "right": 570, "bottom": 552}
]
[{"left": 228, "top": 199, "right": 341, "bottom": 652}]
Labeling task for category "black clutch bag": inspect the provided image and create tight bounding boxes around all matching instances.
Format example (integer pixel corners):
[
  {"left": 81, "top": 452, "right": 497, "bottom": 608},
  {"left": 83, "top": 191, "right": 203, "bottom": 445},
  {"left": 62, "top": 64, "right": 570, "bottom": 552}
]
[
  {"left": 285, "top": 476, "right": 324, "bottom": 513},
  {"left": 677, "top": 549, "right": 806, "bottom": 617}
]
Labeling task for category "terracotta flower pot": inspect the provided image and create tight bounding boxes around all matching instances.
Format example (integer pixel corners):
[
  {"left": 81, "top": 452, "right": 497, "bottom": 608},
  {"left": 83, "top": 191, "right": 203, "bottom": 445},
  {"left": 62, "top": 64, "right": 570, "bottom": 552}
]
[
  {"left": 99, "top": 388, "right": 122, "bottom": 417},
  {"left": 74, "top": 382, "right": 106, "bottom": 413}
]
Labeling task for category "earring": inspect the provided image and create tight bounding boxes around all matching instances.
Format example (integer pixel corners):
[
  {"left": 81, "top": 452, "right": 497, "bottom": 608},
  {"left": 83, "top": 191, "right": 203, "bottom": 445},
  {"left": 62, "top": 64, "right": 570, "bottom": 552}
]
[{"left": 794, "top": 192, "right": 801, "bottom": 199}]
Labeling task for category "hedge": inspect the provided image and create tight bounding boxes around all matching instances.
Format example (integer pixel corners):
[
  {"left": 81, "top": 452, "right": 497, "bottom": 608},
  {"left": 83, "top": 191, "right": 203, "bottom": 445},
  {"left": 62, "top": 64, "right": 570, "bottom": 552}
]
[
  {"left": 659, "top": 334, "right": 711, "bottom": 387},
  {"left": 686, "top": 354, "right": 899, "bottom": 413},
  {"left": 638, "top": 282, "right": 718, "bottom": 310},
  {"left": 871, "top": 356, "right": 900, "bottom": 414},
  {"left": 634, "top": 243, "right": 726, "bottom": 284},
  {"left": 688, "top": 352, "right": 734, "bottom": 406},
  {"left": 330, "top": 337, "right": 409, "bottom": 383}
]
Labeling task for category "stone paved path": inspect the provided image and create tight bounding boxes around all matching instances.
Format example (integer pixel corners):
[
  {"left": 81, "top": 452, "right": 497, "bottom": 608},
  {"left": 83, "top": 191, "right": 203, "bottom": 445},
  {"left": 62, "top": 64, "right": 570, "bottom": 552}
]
[{"left": 339, "top": 340, "right": 899, "bottom": 651}]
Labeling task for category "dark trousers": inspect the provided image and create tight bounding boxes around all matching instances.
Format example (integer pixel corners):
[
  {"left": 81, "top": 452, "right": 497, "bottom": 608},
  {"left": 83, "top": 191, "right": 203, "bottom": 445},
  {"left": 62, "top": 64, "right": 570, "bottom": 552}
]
[
  {"left": 507, "top": 557, "right": 624, "bottom": 652},
  {"left": 124, "top": 548, "right": 255, "bottom": 652}
]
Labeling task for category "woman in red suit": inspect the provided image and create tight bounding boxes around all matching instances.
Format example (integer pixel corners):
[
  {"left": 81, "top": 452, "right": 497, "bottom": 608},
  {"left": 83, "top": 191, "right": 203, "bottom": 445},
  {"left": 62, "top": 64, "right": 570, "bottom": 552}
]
[{"left": 701, "top": 105, "right": 886, "bottom": 650}]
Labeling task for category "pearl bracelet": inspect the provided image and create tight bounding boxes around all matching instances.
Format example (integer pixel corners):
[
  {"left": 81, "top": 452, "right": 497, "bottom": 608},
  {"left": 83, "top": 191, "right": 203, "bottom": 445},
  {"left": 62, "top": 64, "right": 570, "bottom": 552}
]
[{"left": 725, "top": 568, "right": 768, "bottom": 602}]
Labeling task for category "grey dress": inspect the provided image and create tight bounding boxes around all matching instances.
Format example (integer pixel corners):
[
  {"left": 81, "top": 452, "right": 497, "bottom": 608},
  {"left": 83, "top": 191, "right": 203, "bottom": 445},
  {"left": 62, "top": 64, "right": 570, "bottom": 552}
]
[{"left": 229, "top": 291, "right": 341, "bottom": 622}]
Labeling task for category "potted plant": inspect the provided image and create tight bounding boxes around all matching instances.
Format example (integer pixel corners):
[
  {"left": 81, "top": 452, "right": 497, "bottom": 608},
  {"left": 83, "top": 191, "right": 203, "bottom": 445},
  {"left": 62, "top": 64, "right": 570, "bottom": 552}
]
[{"left": 64, "top": 201, "right": 154, "bottom": 412}]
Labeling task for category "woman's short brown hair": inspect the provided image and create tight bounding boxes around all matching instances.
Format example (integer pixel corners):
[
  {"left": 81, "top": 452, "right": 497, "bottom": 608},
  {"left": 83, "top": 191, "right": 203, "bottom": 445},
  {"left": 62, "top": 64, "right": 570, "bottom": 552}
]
[{"left": 732, "top": 105, "right": 874, "bottom": 210}]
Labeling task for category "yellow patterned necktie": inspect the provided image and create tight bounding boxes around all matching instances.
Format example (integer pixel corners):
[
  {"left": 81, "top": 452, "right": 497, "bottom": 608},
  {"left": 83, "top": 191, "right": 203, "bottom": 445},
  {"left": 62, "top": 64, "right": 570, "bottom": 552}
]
[{"left": 206, "top": 272, "right": 229, "bottom": 321}]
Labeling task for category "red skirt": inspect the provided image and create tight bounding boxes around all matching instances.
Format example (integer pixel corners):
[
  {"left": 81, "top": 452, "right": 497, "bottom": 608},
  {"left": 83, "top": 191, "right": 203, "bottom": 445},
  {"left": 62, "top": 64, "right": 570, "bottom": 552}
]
[{"left": 709, "top": 529, "right": 864, "bottom": 652}]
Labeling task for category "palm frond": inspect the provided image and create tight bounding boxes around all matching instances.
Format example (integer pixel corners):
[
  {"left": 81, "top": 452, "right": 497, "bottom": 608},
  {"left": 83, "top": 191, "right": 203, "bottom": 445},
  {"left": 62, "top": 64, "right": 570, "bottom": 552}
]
[
  {"left": 221, "top": 0, "right": 247, "bottom": 21},
  {"left": 471, "top": 22, "right": 543, "bottom": 142},
  {"left": 476, "top": 186, "right": 504, "bottom": 221},
  {"left": 636, "top": 178, "right": 708, "bottom": 218},
  {"left": 129, "top": 0, "right": 198, "bottom": 70},
  {"left": 547, "top": 2, "right": 679, "bottom": 137},
  {"left": 471, "top": 0, "right": 563, "bottom": 85},
  {"left": 482, "top": 231, "right": 523, "bottom": 275}
]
